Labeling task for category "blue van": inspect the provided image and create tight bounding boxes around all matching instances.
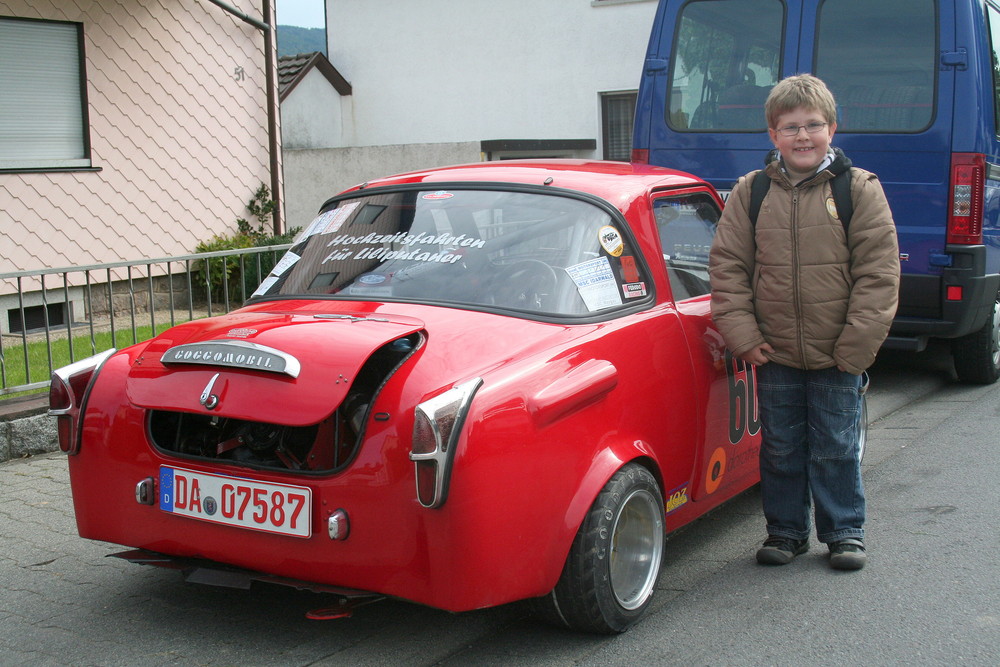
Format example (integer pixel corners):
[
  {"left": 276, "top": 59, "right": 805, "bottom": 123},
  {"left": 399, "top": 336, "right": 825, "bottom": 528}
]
[{"left": 633, "top": 0, "right": 1000, "bottom": 383}]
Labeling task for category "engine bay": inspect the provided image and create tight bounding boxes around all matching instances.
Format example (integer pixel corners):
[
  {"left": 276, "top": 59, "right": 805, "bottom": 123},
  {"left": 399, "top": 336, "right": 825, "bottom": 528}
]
[{"left": 147, "top": 333, "right": 421, "bottom": 472}]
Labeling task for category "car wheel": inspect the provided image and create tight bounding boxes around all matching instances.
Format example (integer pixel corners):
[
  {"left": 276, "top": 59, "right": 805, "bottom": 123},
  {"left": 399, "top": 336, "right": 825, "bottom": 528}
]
[
  {"left": 952, "top": 296, "right": 1000, "bottom": 384},
  {"left": 535, "top": 463, "right": 665, "bottom": 634}
]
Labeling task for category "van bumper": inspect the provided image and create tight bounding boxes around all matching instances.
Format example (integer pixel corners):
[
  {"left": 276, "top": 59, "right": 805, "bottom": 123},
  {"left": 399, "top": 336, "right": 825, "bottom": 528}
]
[{"left": 885, "top": 245, "right": 1000, "bottom": 350}]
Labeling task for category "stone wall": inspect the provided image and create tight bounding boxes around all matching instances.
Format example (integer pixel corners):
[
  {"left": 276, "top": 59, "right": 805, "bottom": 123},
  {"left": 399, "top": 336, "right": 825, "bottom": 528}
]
[{"left": 0, "top": 403, "right": 57, "bottom": 463}]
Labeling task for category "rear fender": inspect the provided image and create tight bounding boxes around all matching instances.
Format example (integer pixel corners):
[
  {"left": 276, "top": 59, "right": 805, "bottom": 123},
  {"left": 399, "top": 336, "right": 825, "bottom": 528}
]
[{"left": 560, "top": 439, "right": 662, "bottom": 548}]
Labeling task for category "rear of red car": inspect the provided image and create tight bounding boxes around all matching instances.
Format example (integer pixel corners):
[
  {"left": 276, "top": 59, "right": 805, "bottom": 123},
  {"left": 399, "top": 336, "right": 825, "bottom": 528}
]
[{"left": 52, "top": 161, "right": 743, "bottom": 630}]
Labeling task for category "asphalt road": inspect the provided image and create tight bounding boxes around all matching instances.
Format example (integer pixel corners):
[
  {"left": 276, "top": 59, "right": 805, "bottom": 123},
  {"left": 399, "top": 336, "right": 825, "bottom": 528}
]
[{"left": 2, "top": 342, "right": 998, "bottom": 666}]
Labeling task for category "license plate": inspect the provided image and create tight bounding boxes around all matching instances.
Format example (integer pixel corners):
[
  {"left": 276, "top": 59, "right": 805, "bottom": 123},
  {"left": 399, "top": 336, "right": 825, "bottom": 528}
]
[{"left": 158, "top": 466, "right": 312, "bottom": 538}]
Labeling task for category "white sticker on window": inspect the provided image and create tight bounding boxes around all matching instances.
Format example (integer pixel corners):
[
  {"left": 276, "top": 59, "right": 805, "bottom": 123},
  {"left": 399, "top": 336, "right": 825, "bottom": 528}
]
[
  {"left": 566, "top": 257, "right": 624, "bottom": 312},
  {"left": 269, "top": 251, "right": 300, "bottom": 277},
  {"left": 251, "top": 276, "right": 279, "bottom": 298}
]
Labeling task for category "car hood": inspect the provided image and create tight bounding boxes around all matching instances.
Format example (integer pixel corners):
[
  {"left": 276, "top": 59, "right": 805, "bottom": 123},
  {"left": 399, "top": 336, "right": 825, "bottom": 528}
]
[{"left": 126, "top": 309, "right": 426, "bottom": 425}]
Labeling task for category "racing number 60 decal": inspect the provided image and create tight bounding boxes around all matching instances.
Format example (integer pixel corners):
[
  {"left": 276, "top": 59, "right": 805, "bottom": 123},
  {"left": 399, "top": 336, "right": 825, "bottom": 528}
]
[{"left": 726, "top": 349, "right": 761, "bottom": 444}]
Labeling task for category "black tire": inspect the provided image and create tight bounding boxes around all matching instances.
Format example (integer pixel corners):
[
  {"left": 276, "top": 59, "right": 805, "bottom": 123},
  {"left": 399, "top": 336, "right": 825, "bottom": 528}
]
[
  {"left": 534, "top": 463, "right": 665, "bottom": 634},
  {"left": 952, "top": 298, "right": 1000, "bottom": 384}
]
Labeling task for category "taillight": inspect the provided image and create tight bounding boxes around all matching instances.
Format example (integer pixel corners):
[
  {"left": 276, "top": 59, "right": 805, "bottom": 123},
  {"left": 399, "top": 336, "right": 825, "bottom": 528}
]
[
  {"left": 48, "top": 349, "right": 116, "bottom": 454},
  {"left": 631, "top": 148, "right": 649, "bottom": 164},
  {"left": 948, "top": 153, "right": 985, "bottom": 245},
  {"left": 409, "top": 378, "right": 482, "bottom": 509}
]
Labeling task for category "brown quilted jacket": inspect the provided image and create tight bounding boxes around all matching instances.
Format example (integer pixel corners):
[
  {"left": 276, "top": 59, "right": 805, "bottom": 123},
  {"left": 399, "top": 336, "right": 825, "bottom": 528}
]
[{"left": 709, "top": 150, "right": 900, "bottom": 375}]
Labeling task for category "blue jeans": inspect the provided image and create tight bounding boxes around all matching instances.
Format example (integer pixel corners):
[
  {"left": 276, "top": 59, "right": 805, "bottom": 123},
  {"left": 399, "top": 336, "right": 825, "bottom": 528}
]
[{"left": 756, "top": 362, "right": 865, "bottom": 544}]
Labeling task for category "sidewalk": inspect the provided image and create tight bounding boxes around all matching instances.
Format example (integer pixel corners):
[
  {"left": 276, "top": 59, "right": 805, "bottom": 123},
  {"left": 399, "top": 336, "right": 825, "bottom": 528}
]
[{"left": 1, "top": 366, "right": 995, "bottom": 665}]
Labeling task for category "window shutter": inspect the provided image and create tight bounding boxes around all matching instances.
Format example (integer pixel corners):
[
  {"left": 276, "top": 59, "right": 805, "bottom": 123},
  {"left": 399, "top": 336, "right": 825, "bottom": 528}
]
[
  {"left": 0, "top": 18, "right": 88, "bottom": 169},
  {"left": 602, "top": 93, "right": 637, "bottom": 162}
]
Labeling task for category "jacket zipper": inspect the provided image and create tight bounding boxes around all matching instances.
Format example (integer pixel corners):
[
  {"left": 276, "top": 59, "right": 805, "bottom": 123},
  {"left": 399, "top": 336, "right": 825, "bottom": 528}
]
[{"left": 790, "top": 187, "right": 808, "bottom": 369}]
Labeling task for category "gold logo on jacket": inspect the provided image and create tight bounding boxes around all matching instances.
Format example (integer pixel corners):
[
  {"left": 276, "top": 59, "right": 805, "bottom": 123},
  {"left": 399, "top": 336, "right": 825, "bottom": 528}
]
[{"left": 826, "top": 196, "right": 840, "bottom": 221}]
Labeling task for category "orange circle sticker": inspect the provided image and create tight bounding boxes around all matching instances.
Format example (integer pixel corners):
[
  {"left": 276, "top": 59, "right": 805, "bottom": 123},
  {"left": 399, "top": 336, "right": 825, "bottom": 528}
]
[{"left": 705, "top": 447, "right": 727, "bottom": 494}]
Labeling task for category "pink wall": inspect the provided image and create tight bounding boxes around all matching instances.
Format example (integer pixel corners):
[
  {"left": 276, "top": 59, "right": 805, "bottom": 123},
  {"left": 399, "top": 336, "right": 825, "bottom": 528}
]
[{"left": 0, "top": 0, "right": 279, "bottom": 283}]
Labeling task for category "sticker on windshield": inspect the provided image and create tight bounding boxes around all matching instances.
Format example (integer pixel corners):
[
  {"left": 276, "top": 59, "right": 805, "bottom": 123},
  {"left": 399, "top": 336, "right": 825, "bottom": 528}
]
[
  {"left": 251, "top": 276, "right": 279, "bottom": 297},
  {"left": 566, "top": 257, "right": 624, "bottom": 312},
  {"left": 620, "top": 255, "right": 640, "bottom": 283},
  {"left": 269, "top": 251, "right": 301, "bottom": 277},
  {"left": 301, "top": 204, "right": 359, "bottom": 239},
  {"left": 320, "top": 202, "right": 360, "bottom": 235},
  {"left": 320, "top": 231, "right": 485, "bottom": 266},
  {"left": 622, "top": 282, "right": 647, "bottom": 299},
  {"left": 422, "top": 191, "right": 454, "bottom": 200},
  {"left": 598, "top": 226, "right": 624, "bottom": 258}
]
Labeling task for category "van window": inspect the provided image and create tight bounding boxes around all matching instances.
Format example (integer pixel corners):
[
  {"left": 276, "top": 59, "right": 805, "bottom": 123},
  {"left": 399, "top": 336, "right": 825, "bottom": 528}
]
[
  {"left": 666, "top": 0, "right": 784, "bottom": 132},
  {"left": 987, "top": 4, "right": 1000, "bottom": 134},
  {"left": 815, "top": 0, "right": 936, "bottom": 132}
]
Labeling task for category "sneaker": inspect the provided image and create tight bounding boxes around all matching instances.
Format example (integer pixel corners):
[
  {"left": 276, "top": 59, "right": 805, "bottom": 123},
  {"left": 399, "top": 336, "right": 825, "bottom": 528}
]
[
  {"left": 756, "top": 536, "right": 809, "bottom": 565},
  {"left": 828, "top": 538, "right": 867, "bottom": 570}
]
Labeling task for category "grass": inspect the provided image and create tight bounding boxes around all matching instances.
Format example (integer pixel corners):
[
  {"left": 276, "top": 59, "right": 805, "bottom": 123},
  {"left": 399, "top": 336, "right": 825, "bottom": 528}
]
[{"left": 1, "top": 322, "right": 183, "bottom": 397}]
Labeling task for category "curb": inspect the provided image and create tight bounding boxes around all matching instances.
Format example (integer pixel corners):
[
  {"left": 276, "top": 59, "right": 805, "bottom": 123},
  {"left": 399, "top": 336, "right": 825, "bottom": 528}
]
[{"left": 0, "top": 395, "right": 58, "bottom": 463}]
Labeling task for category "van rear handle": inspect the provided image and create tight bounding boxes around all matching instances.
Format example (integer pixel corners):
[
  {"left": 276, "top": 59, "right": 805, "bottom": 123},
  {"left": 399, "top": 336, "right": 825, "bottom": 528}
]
[
  {"left": 644, "top": 59, "right": 668, "bottom": 73},
  {"left": 941, "top": 49, "right": 968, "bottom": 71}
]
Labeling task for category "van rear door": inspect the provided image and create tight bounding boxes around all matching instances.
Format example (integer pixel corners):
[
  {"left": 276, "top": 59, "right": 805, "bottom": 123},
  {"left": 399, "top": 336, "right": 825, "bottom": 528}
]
[
  {"left": 804, "top": 0, "right": 950, "bottom": 289},
  {"left": 636, "top": 0, "right": 794, "bottom": 194}
]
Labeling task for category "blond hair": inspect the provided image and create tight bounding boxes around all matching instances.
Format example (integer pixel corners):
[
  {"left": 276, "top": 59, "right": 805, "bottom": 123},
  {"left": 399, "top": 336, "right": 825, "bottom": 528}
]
[{"left": 764, "top": 74, "right": 837, "bottom": 129}]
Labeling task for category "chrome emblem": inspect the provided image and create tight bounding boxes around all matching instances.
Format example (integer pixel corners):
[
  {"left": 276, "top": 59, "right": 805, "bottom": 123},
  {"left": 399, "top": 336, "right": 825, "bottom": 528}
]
[
  {"left": 163, "top": 340, "right": 301, "bottom": 378},
  {"left": 200, "top": 372, "right": 220, "bottom": 410}
]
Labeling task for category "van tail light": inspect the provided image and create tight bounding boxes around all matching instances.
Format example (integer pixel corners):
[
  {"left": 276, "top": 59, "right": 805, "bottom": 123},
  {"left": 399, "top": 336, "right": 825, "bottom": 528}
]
[
  {"left": 409, "top": 378, "right": 482, "bottom": 509},
  {"left": 948, "top": 153, "right": 985, "bottom": 245},
  {"left": 631, "top": 148, "right": 649, "bottom": 164},
  {"left": 48, "top": 349, "right": 116, "bottom": 454}
]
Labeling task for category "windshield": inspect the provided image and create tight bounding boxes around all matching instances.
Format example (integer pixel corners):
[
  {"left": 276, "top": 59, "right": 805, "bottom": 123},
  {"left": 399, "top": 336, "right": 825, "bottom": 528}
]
[{"left": 252, "top": 188, "right": 652, "bottom": 317}]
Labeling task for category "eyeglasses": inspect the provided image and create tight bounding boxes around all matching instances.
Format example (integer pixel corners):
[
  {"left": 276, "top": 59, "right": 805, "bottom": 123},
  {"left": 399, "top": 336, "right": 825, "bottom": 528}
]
[{"left": 775, "top": 121, "right": 829, "bottom": 137}]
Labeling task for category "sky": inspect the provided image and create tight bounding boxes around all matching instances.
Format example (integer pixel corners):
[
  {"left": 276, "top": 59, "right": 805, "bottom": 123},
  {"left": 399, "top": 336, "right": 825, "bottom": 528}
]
[{"left": 275, "top": 0, "right": 325, "bottom": 28}]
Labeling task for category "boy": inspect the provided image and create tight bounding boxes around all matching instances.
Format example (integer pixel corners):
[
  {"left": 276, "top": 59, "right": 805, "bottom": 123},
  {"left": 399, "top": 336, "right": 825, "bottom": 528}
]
[{"left": 709, "top": 74, "right": 899, "bottom": 570}]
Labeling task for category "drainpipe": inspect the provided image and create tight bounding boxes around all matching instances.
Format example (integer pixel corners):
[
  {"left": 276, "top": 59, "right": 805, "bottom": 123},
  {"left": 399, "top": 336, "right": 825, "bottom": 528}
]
[{"left": 203, "top": 0, "right": 284, "bottom": 235}]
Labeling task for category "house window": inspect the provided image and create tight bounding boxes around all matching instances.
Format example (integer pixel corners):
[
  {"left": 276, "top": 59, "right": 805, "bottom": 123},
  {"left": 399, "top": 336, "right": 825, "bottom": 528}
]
[
  {"left": 601, "top": 92, "right": 636, "bottom": 161},
  {"left": 8, "top": 302, "right": 67, "bottom": 334},
  {"left": 0, "top": 17, "right": 91, "bottom": 171}
]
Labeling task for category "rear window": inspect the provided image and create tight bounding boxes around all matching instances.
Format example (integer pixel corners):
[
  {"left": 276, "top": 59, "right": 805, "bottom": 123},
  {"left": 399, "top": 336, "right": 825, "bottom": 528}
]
[
  {"left": 815, "top": 0, "right": 936, "bottom": 132},
  {"left": 654, "top": 192, "right": 719, "bottom": 300},
  {"left": 252, "top": 188, "right": 652, "bottom": 318},
  {"left": 666, "top": 0, "right": 784, "bottom": 132}
]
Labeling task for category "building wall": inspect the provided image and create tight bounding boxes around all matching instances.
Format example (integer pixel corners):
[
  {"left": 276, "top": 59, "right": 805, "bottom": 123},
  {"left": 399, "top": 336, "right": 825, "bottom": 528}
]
[
  {"left": 326, "top": 0, "right": 657, "bottom": 150},
  {"left": 280, "top": 0, "right": 657, "bottom": 226},
  {"left": 0, "top": 0, "right": 275, "bottom": 282},
  {"left": 283, "top": 141, "right": 480, "bottom": 232},
  {"left": 280, "top": 67, "right": 348, "bottom": 150}
]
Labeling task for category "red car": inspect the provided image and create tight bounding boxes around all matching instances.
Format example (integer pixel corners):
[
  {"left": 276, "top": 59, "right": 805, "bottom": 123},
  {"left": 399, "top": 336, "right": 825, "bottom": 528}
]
[{"left": 51, "top": 160, "right": 791, "bottom": 633}]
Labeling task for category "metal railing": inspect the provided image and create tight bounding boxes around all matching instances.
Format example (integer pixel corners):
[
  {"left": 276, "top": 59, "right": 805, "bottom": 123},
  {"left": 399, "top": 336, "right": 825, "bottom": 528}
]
[{"left": 0, "top": 243, "right": 292, "bottom": 397}]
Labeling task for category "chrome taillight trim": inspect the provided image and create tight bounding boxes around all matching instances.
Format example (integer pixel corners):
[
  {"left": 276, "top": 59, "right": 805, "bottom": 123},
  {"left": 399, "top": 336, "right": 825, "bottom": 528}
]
[
  {"left": 48, "top": 348, "right": 117, "bottom": 454},
  {"left": 409, "top": 377, "right": 483, "bottom": 509},
  {"left": 48, "top": 349, "right": 116, "bottom": 416}
]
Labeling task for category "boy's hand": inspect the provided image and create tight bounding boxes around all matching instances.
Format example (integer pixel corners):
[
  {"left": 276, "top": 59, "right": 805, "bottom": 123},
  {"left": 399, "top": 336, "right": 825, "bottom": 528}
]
[{"left": 739, "top": 343, "right": 774, "bottom": 366}]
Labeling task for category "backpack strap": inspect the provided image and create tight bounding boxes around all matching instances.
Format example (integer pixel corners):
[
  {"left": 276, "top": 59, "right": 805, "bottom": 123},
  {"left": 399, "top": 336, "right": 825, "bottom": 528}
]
[
  {"left": 748, "top": 169, "right": 771, "bottom": 226},
  {"left": 830, "top": 168, "right": 853, "bottom": 231},
  {"left": 748, "top": 168, "right": 853, "bottom": 234}
]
